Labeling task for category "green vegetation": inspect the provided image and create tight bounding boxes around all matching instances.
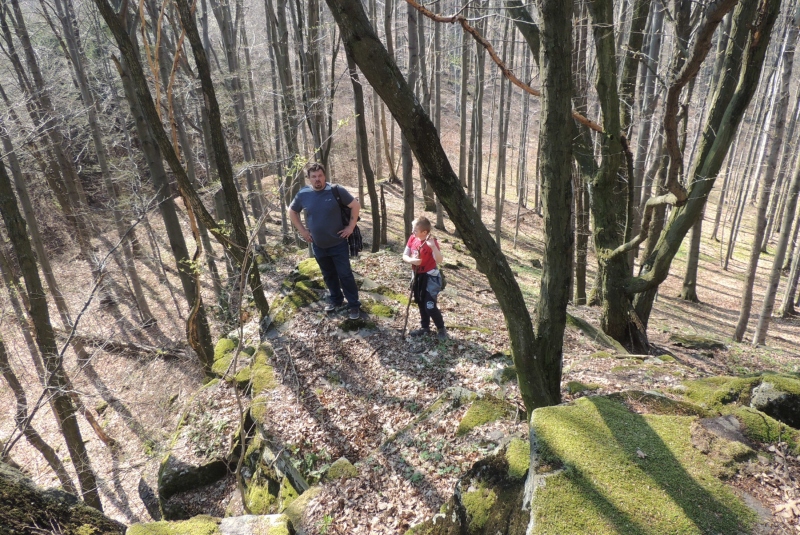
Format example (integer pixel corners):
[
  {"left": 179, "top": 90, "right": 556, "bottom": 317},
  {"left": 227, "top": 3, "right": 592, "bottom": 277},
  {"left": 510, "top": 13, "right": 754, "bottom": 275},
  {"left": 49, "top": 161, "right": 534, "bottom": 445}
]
[
  {"left": 731, "top": 407, "right": 800, "bottom": 452},
  {"left": 461, "top": 485, "right": 497, "bottom": 531},
  {"left": 566, "top": 381, "right": 601, "bottom": 395},
  {"left": 362, "top": 300, "right": 394, "bottom": 317},
  {"left": 279, "top": 476, "right": 299, "bottom": 511},
  {"left": 325, "top": 457, "right": 358, "bottom": 480},
  {"left": 373, "top": 285, "right": 410, "bottom": 305},
  {"left": 530, "top": 396, "right": 757, "bottom": 534},
  {"left": 505, "top": 438, "right": 530, "bottom": 480},
  {"left": 127, "top": 515, "right": 219, "bottom": 535},
  {"left": 457, "top": 396, "right": 515, "bottom": 436}
]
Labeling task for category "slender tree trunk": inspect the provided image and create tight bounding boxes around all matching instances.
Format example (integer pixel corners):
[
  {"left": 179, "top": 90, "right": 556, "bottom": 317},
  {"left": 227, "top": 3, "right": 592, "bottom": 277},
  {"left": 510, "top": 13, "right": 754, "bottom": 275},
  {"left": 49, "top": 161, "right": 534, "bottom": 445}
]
[
  {"left": 0, "top": 159, "right": 102, "bottom": 510},
  {"left": 734, "top": 21, "right": 798, "bottom": 342}
]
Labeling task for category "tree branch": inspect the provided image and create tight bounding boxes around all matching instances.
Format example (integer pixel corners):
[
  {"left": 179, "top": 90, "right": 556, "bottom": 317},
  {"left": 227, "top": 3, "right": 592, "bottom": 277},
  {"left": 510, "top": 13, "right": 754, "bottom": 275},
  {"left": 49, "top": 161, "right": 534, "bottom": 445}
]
[{"left": 405, "top": 0, "right": 603, "bottom": 133}]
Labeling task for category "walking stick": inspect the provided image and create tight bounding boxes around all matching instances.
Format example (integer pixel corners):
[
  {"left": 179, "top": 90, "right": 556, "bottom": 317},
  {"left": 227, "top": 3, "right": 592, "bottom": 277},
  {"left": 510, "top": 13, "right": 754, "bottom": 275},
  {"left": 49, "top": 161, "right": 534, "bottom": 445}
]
[{"left": 401, "top": 273, "right": 415, "bottom": 337}]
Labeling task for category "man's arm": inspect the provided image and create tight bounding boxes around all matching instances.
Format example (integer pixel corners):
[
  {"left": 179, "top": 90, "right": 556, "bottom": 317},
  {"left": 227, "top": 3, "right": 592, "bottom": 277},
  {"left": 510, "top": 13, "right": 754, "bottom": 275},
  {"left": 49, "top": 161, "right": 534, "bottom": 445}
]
[
  {"left": 338, "top": 199, "right": 360, "bottom": 238},
  {"left": 289, "top": 208, "right": 313, "bottom": 242}
]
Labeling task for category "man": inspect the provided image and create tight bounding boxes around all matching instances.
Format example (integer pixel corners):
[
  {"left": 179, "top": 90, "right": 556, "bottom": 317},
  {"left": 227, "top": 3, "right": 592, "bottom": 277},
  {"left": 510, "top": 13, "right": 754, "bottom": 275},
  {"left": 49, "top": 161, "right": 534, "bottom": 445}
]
[{"left": 289, "top": 163, "right": 361, "bottom": 319}]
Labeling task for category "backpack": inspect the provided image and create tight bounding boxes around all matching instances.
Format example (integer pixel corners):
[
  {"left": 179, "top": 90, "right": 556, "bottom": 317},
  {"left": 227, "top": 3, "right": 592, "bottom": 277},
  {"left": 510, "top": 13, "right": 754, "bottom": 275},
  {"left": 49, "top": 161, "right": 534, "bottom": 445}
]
[{"left": 331, "top": 185, "right": 363, "bottom": 257}]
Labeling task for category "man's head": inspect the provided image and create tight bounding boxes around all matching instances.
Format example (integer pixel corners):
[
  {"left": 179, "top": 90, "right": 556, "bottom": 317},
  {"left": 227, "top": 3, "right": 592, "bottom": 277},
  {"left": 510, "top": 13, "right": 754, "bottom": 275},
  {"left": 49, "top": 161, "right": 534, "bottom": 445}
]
[
  {"left": 412, "top": 216, "right": 432, "bottom": 239},
  {"left": 306, "top": 163, "right": 327, "bottom": 191}
]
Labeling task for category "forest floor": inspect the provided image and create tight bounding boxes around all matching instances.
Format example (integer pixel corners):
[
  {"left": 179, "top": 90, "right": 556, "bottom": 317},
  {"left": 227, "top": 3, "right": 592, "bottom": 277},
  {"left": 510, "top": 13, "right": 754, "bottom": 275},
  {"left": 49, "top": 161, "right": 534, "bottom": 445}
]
[{"left": 0, "top": 176, "right": 799, "bottom": 534}]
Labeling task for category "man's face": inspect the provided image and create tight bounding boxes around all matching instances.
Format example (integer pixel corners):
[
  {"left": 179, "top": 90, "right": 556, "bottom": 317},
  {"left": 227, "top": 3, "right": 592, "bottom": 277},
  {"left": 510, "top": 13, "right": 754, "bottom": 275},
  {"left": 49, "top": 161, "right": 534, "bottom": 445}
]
[{"left": 308, "top": 169, "right": 326, "bottom": 191}]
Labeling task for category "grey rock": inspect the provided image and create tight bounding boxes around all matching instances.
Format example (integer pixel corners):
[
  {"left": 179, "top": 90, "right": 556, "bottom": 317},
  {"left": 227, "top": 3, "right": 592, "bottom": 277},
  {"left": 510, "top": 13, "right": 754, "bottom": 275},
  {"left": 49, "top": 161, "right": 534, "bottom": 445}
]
[
  {"left": 219, "top": 514, "right": 290, "bottom": 535},
  {"left": 750, "top": 381, "right": 800, "bottom": 429}
]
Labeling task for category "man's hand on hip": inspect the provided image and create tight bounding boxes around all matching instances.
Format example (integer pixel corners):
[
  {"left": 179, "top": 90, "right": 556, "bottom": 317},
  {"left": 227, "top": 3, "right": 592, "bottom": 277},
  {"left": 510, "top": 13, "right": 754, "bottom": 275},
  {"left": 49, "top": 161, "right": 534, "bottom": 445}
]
[{"left": 338, "top": 224, "right": 356, "bottom": 239}]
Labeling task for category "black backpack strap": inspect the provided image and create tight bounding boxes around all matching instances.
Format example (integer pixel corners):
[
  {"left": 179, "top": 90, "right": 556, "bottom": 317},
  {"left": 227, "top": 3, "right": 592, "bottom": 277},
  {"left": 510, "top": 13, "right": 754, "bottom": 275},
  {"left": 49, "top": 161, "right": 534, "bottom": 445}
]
[{"left": 331, "top": 184, "right": 344, "bottom": 208}]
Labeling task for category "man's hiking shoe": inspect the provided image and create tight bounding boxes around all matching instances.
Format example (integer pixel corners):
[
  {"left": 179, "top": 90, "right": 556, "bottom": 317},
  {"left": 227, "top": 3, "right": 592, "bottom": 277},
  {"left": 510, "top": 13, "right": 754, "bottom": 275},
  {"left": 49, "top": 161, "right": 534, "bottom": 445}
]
[
  {"left": 409, "top": 328, "right": 431, "bottom": 337},
  {"left": 349, "top": 307, "right": 361, "bottom": 320},
  {"left": 324, "top": 302, "right": 342, "bottom": 313},
  {"left": 437, "top": 328, "right": 448, "bottom": 340}
]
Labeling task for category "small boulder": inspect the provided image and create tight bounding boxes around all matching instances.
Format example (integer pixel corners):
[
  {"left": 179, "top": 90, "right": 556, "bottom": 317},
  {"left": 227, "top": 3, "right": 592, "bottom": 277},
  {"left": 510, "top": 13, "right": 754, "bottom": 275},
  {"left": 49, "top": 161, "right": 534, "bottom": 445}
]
[
  {"left": 750, "top": 379, "right": 800, "bottom": 429},
  {"left": 324, "top": 457, "right": 357, "bottom": 481}
]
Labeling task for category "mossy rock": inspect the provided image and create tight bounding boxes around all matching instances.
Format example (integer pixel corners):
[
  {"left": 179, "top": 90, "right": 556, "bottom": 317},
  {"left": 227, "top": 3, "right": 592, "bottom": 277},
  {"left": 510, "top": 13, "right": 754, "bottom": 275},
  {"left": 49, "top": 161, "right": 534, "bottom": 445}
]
[
  {"left": 728, "top": 407, "right": 800, "bottom": 453},
  {"left": 566, "top": 381, "right": 600, "bottom": 395},
  {"left": 457, "top": 395, "right": 517, "bottom": 436},
  {"left": 283, "top": 486, "right": 322, "bottom": 534},
  {"left": 669, "top": 333, "right": 726, "bottom": 350},
  {"left": 324, "top": 457, "right": 358, "bottom": 481},
  {"left": 505, "top": 438, "right": 531, "bottom": 480},
  {"left": 589, "top": 351, "right": 615, "bottom": 359},
  {"left": 492, "top": 366, "right": 517, "bottom": 385},
  {"left": 749, "top": 374, "right": 800, "bottom": 429},
  {"left": 127, "top": 515, "right": 220, "bottom": 535},
  {"left": 214, "top": 338, "right": 237, "bottom": 363},
  {"left": 682, "top": 376, "right": 761, "bottom": 409},
  {"left": 250, "top": 395, "right": 269, "bottom": 426},
  {"left": 529, "top": 394, "right": 758, "bottom": 534},
  {"left": 0, "top": 462, "right": 125, "bottom": 534},
  {"left": 279, "top": 477, "right": 299, "bottom": 511},
  {"left": 245, "top": 480, "right": 280, "bottom": 515},
  {"left": 657, "top": 354, "right": 676, "bottom": 362},
  {"left": 296, "top": 258, "right": 323, "bottom": 280},
  {"left": 406, "top": 445, "right": 530, "bottom": 534}
]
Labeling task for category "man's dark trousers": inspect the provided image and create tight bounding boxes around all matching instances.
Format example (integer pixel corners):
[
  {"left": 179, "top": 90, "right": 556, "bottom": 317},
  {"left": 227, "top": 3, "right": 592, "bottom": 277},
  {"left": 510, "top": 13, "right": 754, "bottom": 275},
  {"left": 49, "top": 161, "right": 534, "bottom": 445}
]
[{"left": 312, "top": 240, "right": 360, "bottom": 308}]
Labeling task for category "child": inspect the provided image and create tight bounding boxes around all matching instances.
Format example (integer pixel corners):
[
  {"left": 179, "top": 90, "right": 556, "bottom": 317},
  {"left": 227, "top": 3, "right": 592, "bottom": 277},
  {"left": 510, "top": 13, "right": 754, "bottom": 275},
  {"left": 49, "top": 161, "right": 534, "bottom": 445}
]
[{"left": 402, "top": 217, "right": 447, "bottom": 339}]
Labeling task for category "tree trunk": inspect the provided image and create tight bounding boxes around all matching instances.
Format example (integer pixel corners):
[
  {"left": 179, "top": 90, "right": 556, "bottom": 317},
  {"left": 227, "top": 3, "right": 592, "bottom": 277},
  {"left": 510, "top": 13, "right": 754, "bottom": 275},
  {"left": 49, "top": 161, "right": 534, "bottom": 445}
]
[
  {"left": 680, "top": 207, "right": 704, "bottom": 302},
  {"left": 346, "top": 49, "right": 381, "bottom": 252},
  {"left": 0, "top": 159, "right": 102, "bottom": 510},
  {"left": 325, "top": 0, "right": 567, "bottom": 411},
  {"left": 733, "top": 21, "right": 798, "bottom": 342}
]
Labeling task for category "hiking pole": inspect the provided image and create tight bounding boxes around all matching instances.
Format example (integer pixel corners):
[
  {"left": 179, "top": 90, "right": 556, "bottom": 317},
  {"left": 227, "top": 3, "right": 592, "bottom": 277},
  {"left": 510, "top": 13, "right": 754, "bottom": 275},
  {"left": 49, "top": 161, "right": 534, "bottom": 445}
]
[{"left": 401, "top": 273, "right": 415, "bottom": 337}]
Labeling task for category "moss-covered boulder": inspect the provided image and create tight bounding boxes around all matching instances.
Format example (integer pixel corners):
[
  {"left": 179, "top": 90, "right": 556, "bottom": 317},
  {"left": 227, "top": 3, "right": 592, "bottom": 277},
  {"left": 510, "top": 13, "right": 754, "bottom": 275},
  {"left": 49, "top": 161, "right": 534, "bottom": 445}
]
[
  {"left": 411, "top": 391, "right": 774, "bottom": 534},
  {"left": 127, "top": 514, "right": 220, "bottom": 535},
  {"left": 749, "top": 374, "right": 800, "bottom": 429},
  {"left": 457, "top": 395, "right": 519, "bottom": 436},
  {"left": 681, "top": 374, "right": 800, "bottom": 449},
  {"left": 323, "top": 457, "right": 357, "bottom": 481},
  {"left": 405, "top": 440, "right": 531, "bottom": 535},
  {"left": 0, "top": 462, "right": 125, "bottom": 534},
  {"left": 528, "top": 393, "right": 758, "bottom": 534},
  {"left": 126, "top": 514, "right": 291, "bottom": 535},
  {"left": 283, "top": 486, "right": 322, "bottom": 535}
]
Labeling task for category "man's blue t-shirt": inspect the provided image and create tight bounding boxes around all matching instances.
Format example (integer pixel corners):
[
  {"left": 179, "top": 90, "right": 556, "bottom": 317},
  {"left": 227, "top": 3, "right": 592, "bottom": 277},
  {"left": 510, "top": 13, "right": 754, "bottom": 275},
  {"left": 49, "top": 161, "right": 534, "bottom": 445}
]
[{"left": 289, "top": 184, "right": 354, "bottom": 248}]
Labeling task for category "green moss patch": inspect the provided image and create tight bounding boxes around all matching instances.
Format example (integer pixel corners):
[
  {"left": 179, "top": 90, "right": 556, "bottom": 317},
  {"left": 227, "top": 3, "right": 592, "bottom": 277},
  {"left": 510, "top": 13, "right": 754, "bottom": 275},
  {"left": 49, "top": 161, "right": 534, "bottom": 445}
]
[
  {"left": 325, "top": 457, "right": 358, "bottom": 480},
  {"left": 245, "top": 483, "right": 277, "bottom": 515},
  {"left": 683, "top": 376, "right": 763, "bottom": 408},
  {"left": 657, "top": 354, "right": 676, "bottom": 362},
  {"left": 280, "top": 476, "right": 299, "bottom": 511},
  {"left": 462, "top": 485, "right": 497, "bottom": 531},
  {"left": 127, "top": 515, "right": 219, "bottom": 535},
  {"left": 363, "top": 301, "right": 394, "bottom": 317},
  {"left": 373, "top": 285, "right": 410, "bottom": 305},
  {"left": 505, "top": 438, "right": 530, "bottom": 480},
  {"left": 284, "top": 486, "right": 322, "bottom": 529},
  {"left": 607, "top": 391, "right": 709, "bottom": 418},
  {"left": 213, "top": 338, "right": 237, "bottom": 363},
  {"left": 729, "top": 407, "right": 800, "bottom": 452},
  {"left": 530, "top": 395, "right": 757, "bottom": 534},
  {"left": 589, "top": 351, "right": 615, "bottom": 359},
  {"left": 566, "top": 314, "right": 626, "bottom": 353},
  {"left": 566, "top": 381, "right": 601, "bottom": 395},
  {"left": 457, "top": 396, "right": 516, "bottom": 436}
]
